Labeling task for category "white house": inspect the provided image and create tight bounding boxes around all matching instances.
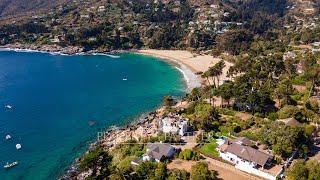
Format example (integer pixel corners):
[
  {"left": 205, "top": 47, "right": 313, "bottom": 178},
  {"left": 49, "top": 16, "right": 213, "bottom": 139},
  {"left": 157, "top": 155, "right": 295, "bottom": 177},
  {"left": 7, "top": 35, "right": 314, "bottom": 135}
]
[
  {"left": 50, "top": 36, "right": 60, "bottom": 43},
  {"left": 218, "top": 137, "right": 277, "bottom": 180},
  {"left": 160, "top": 117, "right": 188, "bottom": 136},
  {"left": 131, "top": 143, "right": 175, "bottom": 165}
]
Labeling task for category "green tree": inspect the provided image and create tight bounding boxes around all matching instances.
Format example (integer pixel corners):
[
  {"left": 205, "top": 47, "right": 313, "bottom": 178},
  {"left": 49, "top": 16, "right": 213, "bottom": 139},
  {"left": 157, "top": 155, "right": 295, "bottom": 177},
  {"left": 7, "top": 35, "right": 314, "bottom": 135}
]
[
  {"left": 155, "top": 162, "right": 167, "bottom": 180},
  {"left": 273, "top": 78, "right": 295, "bottom": 107},
  {"left": 187, "top": 87, "right": 203, "bottom": 102},
  {"left": 306, "top": 160, "right": 320, "bottom": 180},
  {"left": 178, "top": 149, "right": 200, "bottom": 160},
  {"left": 168, "top": 169, "right": 189, "bottom": 180},
  {"left": 191, "top": 102, "right": 220, "bottom": 131},
  {"left": 79, "top": 147, "right": 112, "bottom": 178},
  {"left": 202, "top": 60, "right": 225, "bottom": 88},
  {"left": 286, "top": 160, "right": 320, "bottom": 180},
  {"left": 258, "top": 122, "right": 308, "bottom": 157},
  {"left": 136, "top": 161, "right": 158, "bottom": 179},
  {"left": 217, "top": 81, "right": 234, "bottom": 106},
  {"left": 286, "top": 160, "right": 308, "bottom": 180},
  {"left": 190, "top": 162, "right": 217, "bottom": 180}
]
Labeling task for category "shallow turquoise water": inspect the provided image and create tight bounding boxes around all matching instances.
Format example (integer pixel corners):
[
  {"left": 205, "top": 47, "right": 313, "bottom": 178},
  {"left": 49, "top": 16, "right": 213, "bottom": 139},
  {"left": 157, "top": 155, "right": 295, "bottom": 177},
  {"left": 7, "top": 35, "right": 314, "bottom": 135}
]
[{"left": 0, "top": 51, "right": 185, "bottom": 180}]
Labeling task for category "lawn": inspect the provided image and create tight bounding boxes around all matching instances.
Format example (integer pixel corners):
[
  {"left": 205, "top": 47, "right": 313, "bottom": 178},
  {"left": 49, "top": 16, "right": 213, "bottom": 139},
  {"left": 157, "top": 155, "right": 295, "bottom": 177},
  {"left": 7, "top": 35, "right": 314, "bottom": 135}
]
[{"left": 199, "top": 140, "right": 219, "bottom": 158}]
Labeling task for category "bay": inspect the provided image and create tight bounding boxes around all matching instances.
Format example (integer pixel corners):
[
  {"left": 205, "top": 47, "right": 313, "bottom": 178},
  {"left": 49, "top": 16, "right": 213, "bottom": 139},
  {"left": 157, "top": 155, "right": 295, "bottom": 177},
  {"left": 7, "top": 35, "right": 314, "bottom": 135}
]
[{"left": 0, "top": 51, "right": 185, "bottom": 180}]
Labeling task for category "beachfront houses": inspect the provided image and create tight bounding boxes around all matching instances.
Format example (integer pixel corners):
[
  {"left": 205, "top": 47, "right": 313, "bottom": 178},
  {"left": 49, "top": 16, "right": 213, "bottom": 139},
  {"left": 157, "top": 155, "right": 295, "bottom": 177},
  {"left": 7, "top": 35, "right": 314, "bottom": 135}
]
[
  {"left": 131, "top": 143, "right": 176, "bottom": 165},
  {"left": 159, "top": 117, "right": 188, "bottom": 136},
  {"left": 218, "top": 137, "right": 281, "bottom": 180}
]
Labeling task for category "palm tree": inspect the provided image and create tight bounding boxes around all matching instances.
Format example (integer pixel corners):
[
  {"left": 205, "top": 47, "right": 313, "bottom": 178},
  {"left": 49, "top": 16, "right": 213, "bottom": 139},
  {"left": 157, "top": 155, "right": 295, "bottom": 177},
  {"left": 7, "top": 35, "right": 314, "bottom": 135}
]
[
  {"left": 201, "top": 71, "right": 211, "bottom": 86},
  {"left": 211, "top": 60, "right": 225, "bottom": 87}
]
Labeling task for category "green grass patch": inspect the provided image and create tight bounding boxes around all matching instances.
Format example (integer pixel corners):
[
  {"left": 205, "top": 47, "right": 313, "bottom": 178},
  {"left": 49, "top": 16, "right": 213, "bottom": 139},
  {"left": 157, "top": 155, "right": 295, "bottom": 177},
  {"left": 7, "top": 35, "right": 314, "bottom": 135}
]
[
  {"left": 199, "top": 141, "right": 219, "bottom": 158},
  {"left": 291, "top": 75, "right": 306, "bottom": 85},
  {"left": 217, "top": 108, "right": 236, "bottom": 116}
]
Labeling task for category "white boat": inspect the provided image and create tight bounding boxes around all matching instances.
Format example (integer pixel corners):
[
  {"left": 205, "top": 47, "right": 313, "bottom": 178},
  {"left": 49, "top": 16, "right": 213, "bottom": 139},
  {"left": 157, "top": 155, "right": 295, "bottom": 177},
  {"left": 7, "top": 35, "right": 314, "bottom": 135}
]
[
  {"left": 16, "top": 144, "right": 22, "bottom": 150},
  {"left": 5, "top": 134, "right": 11, "bottom": 140},
  {"left": 123, "top": 78, "right": 127, "bottom": 81},
  {"left": 4, "top": 161, "right": 18, "bottom": 169},
  {"left": 5, "top": 105, "right": 13, "bottom": 109}
]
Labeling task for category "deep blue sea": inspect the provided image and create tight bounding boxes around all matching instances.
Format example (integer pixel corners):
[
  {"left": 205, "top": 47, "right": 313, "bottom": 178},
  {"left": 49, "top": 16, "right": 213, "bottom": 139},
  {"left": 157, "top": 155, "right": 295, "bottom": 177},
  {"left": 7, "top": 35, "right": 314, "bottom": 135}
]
[{"left": 0, "top": 51, "right": 185, "bottom": 180}]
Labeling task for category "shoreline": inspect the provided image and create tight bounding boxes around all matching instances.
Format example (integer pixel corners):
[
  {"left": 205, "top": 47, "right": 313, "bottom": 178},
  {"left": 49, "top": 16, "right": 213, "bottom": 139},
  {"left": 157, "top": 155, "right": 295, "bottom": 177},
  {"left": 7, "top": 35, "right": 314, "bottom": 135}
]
[
  {"left": 0, "top": 45, "right": 197, "bottom": 179},
  {"left": 135, "top": 49, "right": 233, "bottom": 87},
  {"left": 133, "top": 51, "right": 202, "bottom": 91},
  {"left": 0, "top": 46, "right": 121, "bottom": 58},
  {"left": 0, "top": 45, "right": 204, "bottom": 91}
]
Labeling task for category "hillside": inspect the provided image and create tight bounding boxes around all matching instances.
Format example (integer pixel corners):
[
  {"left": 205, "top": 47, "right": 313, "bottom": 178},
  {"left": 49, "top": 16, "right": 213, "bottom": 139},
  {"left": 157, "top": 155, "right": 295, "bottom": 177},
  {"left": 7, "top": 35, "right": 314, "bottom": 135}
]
[
  {"left": 0, "top": 0, "right": 319, "bottom": 53},
  {"left": 0, "top": 0, "right": 67, "bottom": 21}
]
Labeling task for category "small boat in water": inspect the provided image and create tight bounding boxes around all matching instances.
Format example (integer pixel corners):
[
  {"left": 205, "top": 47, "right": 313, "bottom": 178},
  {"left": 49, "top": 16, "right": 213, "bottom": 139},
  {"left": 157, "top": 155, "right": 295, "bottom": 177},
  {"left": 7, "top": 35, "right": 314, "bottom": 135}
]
[
  {"left": 4, "top": 161, "right": 18, "bottom": 169},
  {"left": 5, "top": 134, "right": 11, "bottom": 140},
  {"left": 123, "top": 77, "right": 127, "bottom": 81},
  {"left": 5, "top": 105, "right": 13, "bottom": 109},
  {"left": 16, "top": 144, "right": 22, "bottom": 150}
]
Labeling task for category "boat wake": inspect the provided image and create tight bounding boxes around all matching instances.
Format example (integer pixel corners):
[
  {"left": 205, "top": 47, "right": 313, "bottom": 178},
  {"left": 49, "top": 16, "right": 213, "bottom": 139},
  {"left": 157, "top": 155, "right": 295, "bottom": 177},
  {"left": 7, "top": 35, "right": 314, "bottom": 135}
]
[
  {"left": 94, "top": 53, "right": 121, "bottom": 58},
  {"left": 106, "top": 54, "right": 121, "bottom": 58}
]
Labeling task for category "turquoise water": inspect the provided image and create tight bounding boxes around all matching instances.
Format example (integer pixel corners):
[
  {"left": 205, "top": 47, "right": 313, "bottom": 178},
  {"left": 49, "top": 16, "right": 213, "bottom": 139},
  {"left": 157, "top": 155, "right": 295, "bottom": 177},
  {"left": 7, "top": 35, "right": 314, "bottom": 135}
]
[{"left": 0, "top": 51, "right": 185, "bottom": 180}]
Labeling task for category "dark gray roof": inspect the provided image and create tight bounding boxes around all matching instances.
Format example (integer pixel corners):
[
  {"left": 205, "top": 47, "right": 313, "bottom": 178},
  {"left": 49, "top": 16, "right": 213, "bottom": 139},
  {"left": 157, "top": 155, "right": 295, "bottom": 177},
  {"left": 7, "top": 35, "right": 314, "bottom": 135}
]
[{"left": 146, "top": 143, "right": 175, "bottom": 160}]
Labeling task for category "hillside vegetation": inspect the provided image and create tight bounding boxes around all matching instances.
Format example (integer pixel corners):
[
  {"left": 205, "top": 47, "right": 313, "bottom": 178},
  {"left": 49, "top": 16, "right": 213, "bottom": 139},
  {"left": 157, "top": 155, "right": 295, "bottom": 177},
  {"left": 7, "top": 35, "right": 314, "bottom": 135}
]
[
  {"left": 0, "top": 0, "right": 67, "bottom": 21},
  {"left": 0, "top": 0, "right": 318, "bottom": 53}
]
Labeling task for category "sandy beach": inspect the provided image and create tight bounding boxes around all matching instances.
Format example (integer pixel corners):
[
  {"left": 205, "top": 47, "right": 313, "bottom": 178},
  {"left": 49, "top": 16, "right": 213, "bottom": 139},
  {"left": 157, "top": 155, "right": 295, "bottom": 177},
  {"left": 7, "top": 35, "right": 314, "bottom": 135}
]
[
  {"left": 137, "top": 49, "right": 233, "bottom": 86},
  {"left": 137, "top": 49, "right": 233, "bottom": 90}
]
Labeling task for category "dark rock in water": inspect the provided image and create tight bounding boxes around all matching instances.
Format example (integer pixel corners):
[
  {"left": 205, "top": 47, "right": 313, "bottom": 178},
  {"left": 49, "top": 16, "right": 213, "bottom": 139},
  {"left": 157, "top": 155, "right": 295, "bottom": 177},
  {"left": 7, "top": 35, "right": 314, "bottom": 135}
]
[
  {"left": 88, "top": 120, "right": 97, "bottom": 126},
  {"left": 60, "top": 165, "right": 79, "bottom": 180}
]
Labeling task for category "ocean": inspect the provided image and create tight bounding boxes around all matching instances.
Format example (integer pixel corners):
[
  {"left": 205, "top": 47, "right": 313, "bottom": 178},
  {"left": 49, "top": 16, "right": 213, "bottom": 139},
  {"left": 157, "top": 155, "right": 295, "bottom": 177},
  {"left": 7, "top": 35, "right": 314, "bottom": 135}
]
[{"left": 0, "top": 51, "right": 185, "bottom": 180}]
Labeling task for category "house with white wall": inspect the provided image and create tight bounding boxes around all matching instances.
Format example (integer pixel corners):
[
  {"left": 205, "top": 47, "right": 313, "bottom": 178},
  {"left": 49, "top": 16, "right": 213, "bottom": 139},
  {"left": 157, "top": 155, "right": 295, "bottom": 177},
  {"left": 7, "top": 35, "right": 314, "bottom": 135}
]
[
  {"left": 131, "top": 143, "right": 175, "bottom": 165},
  {"left": 160, "top": 117, "right": 188, "bottom": 136},
  {"left": 218, "top": 137, "right": 279, "bottom": 180}
]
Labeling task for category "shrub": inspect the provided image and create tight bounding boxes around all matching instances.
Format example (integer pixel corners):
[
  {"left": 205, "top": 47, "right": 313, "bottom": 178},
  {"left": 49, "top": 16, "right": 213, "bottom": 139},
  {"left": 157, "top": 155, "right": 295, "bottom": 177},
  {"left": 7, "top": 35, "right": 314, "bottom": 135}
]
[
  {"left": 79, "top": 147, "right": 112, "bottom": 177},
  {"left": 291, "top": 75, "right": 306, "bottom": 85},
  {"left": 239, "top": 131, "right": 259, "bottom": 141},
  {"left": 306, "top": 99, "right": 319, "bottom": 113},
  {"left": 268, "top": 112, "right": 278, "bottom": 121},
  {"left": 217, "top": 108, "right": 236, "bottom": 116},
  {"left": 190, "top": 162, "right": 217, "bottom": 180},
  {"left": 277, "top": 105, "right": 299, "bottom": 119},
  {"left": 178, "top": 149, "right": 200, "bottom": 161},
  {"left": 168, "top": 169, "right": 189, "bottom": 180}
]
